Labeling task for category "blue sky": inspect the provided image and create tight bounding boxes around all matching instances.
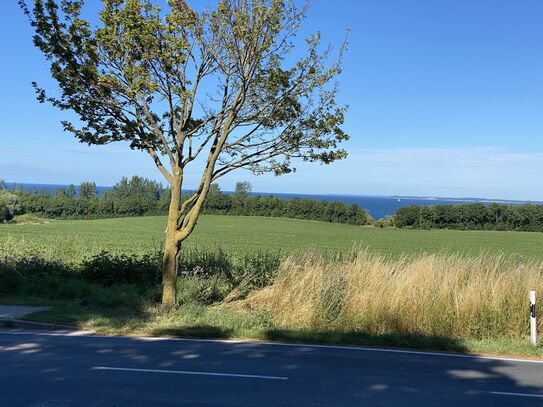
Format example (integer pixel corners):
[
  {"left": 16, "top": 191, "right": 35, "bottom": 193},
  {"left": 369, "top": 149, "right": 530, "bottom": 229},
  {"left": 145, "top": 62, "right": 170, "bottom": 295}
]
[{"left": 1, "top": 0, "right": 543, "bottom": 200}]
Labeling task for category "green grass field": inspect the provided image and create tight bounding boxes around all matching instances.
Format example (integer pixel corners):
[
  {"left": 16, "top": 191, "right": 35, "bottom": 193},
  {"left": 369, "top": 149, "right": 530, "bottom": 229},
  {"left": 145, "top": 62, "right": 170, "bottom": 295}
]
[{"left": 2, "top": 214, "right": 543, "bottom": 261}]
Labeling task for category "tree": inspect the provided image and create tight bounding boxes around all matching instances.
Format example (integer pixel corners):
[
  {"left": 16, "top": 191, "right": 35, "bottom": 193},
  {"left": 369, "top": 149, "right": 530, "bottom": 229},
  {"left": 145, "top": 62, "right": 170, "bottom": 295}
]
[
  {"left": 106, "top": 176, "right": 163, "bottom": 201},
  {"left": 204, "top": 182, "right": 231, "bottom": 213},
  {"left": 67, "top": 184, "right": 76, "bottom": 199},
  {"left": 79, "top": 181, "right": 97, "bottom": 200},
  {"left": 395, "top": 205, "right": 419, "bottom": 228},
  {"left": 0, "top": 192, "right": 25, "bottom": 223},
  {"left": 21, "top": 0, "right": 349, "bottom": 306},
  {"left": 208, "top": 183, "right": 222, "bottom": 197},
  {"left": 234, "top": 181, "right": 252, "bottom": 197},
  {"left": 103, "top": 176, "right": 164, "bottom": 216},
  {"left": 232, "top": 181, "right": 252, "bottom": 213},
  {"left": 55, "top": 187, "right": 68, "bottom": 199}
]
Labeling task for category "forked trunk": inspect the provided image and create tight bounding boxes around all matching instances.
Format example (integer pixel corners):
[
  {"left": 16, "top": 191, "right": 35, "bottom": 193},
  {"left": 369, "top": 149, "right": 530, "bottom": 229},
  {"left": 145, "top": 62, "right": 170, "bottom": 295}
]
[{"left": 162, "top": 175, "right": 182, "bottom": 307}]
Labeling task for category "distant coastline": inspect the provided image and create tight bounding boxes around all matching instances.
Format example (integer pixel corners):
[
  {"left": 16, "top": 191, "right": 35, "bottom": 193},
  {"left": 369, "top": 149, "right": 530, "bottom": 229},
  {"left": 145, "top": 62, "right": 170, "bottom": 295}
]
[
  {"left": 4, "top": 182, "right": 541, "bottom": 220},
  {"left": 296, "top": 192, "right": 541, "bottom": 206}
]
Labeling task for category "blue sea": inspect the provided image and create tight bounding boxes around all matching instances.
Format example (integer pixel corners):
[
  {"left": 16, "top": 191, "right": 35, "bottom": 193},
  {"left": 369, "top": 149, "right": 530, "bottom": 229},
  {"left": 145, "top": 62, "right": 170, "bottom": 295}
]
[
  {"left": 253, "top": 192, "right": 539, "bottom": 220},
  {"left": 5, "top": 182, "right": 539, "bottom": 220}
]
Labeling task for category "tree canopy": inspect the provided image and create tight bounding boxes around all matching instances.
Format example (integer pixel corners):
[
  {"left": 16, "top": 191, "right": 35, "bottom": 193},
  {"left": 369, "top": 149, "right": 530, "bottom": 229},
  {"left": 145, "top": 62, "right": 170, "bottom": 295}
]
[{"left": 21, "top": 0, "right": 348, "bottom": 183}]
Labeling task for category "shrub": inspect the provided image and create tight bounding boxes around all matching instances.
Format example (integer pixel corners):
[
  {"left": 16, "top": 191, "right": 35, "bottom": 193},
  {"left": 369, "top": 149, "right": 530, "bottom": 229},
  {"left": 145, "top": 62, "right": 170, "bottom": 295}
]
[
  {"left": 177, "top": 275, "right": 233, "bottom": 305},
  {"left": 80, "top": 251, "right": 161, "bottom": 286},
  {"left": 0, "top": 248, "right": 283, "bottom": 305},
  {"left": 179, "top": 248, "right": 281, "bottom": 288},
  {"left": 0, "top": 255, "right": 72, "bottom": 279},
  {"left": 179, "top": 248, "right": 234, "bottom": 281},
  {"left": 237, "top": 251, "right": 281, "bottom": 288},
  {"left": 0, "top": 206, "right": 11, "bottom": 223},
  {"left": 0, "top": 191, "right": 25, "bottom": 223}
]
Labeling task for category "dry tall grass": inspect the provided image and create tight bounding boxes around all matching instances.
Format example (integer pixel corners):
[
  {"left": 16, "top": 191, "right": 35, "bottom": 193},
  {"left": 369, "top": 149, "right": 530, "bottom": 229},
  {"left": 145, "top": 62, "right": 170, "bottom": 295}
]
[{"left": 246, "top": 250, "right": 543, "bottom": 339}]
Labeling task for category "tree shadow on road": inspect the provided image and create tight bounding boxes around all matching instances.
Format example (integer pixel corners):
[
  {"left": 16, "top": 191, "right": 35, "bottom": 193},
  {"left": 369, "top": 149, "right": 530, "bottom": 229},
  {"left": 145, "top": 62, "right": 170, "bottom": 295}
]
[{"left": 262, "top": 328, "right": 470, "bottom": 353}]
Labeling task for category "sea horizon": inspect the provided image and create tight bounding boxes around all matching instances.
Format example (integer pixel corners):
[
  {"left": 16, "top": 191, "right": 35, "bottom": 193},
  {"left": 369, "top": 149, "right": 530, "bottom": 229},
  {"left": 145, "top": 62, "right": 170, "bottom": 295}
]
[{"left": 4, "top": 181, "right": 542, "bottom": 220}]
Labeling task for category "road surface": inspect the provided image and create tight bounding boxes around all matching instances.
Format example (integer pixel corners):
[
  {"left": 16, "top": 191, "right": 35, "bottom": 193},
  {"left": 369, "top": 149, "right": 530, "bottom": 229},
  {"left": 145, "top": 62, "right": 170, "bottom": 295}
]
[{"left": 1, "top": 330, "right": 543, "bottom": 406}]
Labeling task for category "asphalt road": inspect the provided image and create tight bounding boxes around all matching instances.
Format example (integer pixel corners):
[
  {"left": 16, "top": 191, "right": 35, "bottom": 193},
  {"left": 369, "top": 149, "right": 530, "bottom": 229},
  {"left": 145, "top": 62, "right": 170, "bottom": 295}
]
[{"left": 1, "top": 331, "right": 543, "bottom": 406}]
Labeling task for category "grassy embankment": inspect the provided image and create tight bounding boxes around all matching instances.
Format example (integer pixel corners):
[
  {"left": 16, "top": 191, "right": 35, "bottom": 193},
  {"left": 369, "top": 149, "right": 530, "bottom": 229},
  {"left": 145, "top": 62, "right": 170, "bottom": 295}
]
[{"left": 2, "top": 215, "right": 543, "bottom": 357}]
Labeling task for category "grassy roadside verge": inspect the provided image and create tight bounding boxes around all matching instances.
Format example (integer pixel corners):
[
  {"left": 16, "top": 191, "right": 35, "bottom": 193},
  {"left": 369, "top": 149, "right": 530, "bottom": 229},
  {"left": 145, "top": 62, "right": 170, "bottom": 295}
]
[
  {"left": 8, "top": 297, "right": 543, "bottom": 359},
  {"left": 3, "top": 245, "right": 543, "bottom": 358}
]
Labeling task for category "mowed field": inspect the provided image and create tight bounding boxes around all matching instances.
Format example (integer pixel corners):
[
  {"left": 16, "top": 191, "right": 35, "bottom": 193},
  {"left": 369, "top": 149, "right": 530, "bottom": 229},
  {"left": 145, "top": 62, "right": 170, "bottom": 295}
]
[{"left": 2, "top": 215, "right": 543, "bottom": 261}]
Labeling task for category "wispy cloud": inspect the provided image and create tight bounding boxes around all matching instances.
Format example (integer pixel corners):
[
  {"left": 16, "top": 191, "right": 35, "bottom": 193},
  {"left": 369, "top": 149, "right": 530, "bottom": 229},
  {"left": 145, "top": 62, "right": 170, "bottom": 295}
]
[
  {"left": 347, "top": 147, "right": 543, "bottom": 165},
  {"left": 241, "top": 146, "right": 543, "bottom": 201}
]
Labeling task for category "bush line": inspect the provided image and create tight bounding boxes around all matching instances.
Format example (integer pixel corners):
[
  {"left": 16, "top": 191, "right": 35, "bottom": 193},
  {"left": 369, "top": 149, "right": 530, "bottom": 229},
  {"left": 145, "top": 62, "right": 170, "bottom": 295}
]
[{"left": 3, "top": 176, "right": 371, "bottom": 226}]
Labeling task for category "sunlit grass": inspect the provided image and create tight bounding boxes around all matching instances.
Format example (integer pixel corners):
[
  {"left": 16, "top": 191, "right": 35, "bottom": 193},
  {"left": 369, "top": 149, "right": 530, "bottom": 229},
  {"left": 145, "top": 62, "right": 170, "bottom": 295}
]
[
  {"left": 2, "top": 215, "right": 543, "bottom": 262},
  {"left": 245, "top": 250, "right": 543, "bottom": 340}
]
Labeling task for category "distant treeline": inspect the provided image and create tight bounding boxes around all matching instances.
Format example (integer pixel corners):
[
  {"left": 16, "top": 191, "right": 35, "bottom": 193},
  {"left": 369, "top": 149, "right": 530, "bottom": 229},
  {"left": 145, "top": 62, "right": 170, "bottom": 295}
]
[
  {"left": 395, "top": 203, "right": 543, "bottom": 232},
  {"left": 204, "top": 183, "right": 370, "bottom": 225},
  {"left": 4, "top": 177, "right": 543, "bottom": 232},
  {"left": 17, "top": 177, "right": 169, "bottom": 219},
  {"left": 5, "top": 176, "right": 371, "bottom": 226}
]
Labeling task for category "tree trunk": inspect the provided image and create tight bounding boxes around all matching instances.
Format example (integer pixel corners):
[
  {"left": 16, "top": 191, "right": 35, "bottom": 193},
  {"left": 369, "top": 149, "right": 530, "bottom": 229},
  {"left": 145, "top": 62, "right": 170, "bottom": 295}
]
[
  {"left": 162, "top": 233, "right": 180, "bottom": 306},
  {"left": 162, "top": 174, "right": 182, "bottom": 307}
]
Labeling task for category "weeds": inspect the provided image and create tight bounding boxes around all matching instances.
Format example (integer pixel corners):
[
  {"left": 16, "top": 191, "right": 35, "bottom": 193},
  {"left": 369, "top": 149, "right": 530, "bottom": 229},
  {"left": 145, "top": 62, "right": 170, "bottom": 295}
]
[
  {"left": 246, "top": 250, "right": 543, "bottom": 340},
  {"left": 0, "top": 247, "right": 281, "bottom": 305},
  {"left": 4, "top": 243, "right": 543, "bottom": 352}
]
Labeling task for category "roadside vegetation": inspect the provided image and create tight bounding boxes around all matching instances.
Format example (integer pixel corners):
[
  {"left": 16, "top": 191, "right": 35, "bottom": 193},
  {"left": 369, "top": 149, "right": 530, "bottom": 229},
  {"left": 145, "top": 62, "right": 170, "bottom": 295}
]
[
  {"left": 3, "top": 248, "right": 543, "bottom": 357},
  {"left": 2, "top": 215, "right": 543, "bottom": 357},
  {"left": 246, "top": 251, "right": 543, "bottom": 340}
]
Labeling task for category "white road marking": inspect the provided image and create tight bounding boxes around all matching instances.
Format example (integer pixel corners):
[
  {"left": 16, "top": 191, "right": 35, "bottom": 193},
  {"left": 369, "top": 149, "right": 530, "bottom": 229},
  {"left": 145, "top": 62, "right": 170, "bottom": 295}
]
[
  {"left": 92, "top": 366, "right": 288, "bottom": 380},
  {"left": 490, "top": 391, "right": 543, "bottom": 399},
  {"left": 1, "top": 330, "right": 543, "bottom": 364}
]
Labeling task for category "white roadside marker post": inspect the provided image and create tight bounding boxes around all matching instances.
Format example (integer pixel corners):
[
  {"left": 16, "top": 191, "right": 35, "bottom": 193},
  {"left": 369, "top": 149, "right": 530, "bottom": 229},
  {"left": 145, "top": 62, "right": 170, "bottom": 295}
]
[{"left": 530, "top": 290, "right": 537, "bottom": 346}]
